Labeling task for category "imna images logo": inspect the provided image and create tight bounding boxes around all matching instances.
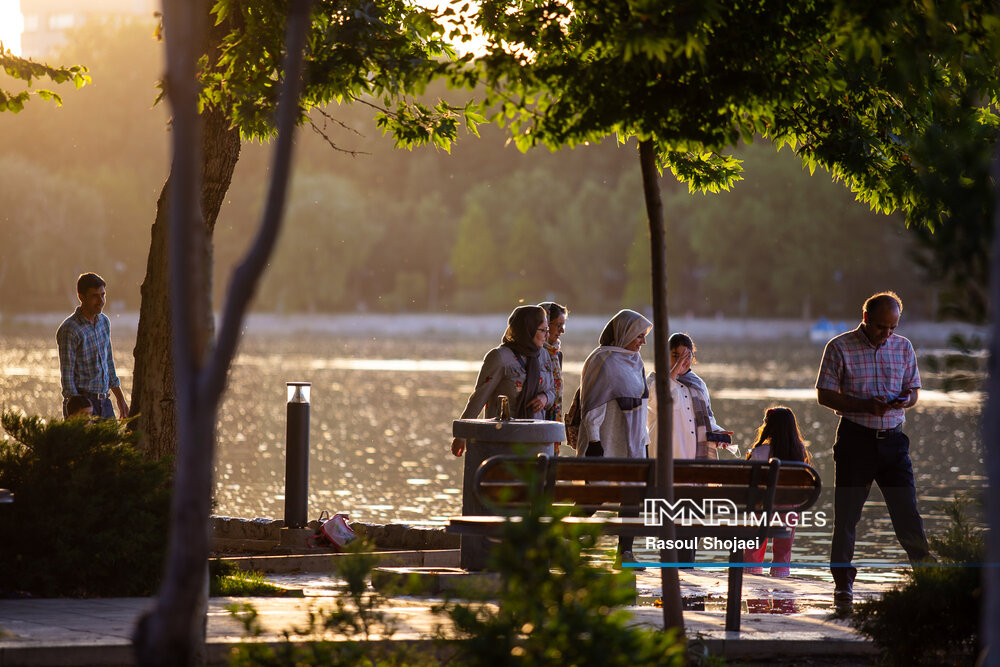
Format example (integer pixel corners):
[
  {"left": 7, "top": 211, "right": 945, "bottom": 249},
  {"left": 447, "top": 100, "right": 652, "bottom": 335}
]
[{"left": 643, "top": 498, "right": 828, "bottom": 529}]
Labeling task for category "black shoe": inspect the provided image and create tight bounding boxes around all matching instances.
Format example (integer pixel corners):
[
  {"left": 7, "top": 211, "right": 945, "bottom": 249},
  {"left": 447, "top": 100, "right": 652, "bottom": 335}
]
[
  {"left": 833, "top": 584, "right": 853, "bottom": 612},
  {"left": 618, "top": 550, "right": 646, "bottom": 571}
]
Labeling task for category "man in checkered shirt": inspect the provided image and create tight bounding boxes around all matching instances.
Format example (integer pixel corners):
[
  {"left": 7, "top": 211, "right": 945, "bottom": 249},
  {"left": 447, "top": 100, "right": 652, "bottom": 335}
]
[
  {"left": 56, "top": 272, "right": 130, "bottom": 419},
  {"left": 816, "top": 291, "right": 931, "bottom": 610}
]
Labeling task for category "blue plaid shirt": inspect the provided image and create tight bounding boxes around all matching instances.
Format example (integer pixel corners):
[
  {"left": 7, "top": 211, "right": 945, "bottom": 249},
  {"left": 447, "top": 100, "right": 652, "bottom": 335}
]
[
  {"left": 56, "top": 308, "right": 122, "bottom": 399},
  {"left": 816, "top": 326, "right": 920, "bottom": 429}
]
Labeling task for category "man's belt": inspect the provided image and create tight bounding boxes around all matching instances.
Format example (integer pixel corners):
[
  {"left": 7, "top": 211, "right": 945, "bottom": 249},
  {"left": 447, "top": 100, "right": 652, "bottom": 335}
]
[
  {"left": 845, "top": 420, "right": 903, "bottom": 439},
  {"left": 81, "top": 391, "right": 109, "bottom": 400}
]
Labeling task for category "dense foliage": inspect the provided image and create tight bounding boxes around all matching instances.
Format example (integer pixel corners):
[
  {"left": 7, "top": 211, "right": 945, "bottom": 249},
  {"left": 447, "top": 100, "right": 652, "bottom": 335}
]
[
  {"left": 851, "top": 495, "right": 985, "bottom": 665},
  {"left": 203, "top": 0, "right": 476, "bottom": 146},
  {"left": 442, "top": 0, "right": 1000, "bottom": 226},
  {"left": 438, "top": 0, "right": 999, "bottom": 321},
  {"left": 4, "top": 6, "right": 994, "bottom": 319},
  {"left": 0, "top": 410, "right": 171, "bottom": 597}
]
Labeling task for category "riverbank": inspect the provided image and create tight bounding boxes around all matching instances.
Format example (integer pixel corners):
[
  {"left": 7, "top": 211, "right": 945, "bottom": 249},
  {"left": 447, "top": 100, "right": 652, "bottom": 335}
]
[{"left": 3, "top": 311, "right": 988, "bottom": 346}]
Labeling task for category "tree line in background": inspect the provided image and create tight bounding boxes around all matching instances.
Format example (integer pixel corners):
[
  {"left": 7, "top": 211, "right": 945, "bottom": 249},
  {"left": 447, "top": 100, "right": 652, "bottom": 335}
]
[{"left": 1, "top": 19, "right": 938, "bottom": 319}]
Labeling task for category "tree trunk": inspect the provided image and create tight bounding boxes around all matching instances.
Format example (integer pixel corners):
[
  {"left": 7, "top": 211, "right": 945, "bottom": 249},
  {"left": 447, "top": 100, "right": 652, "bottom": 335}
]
[
  {"left": 131, "top": 0, "right": 210, "bottom": 659},
  {"left": 638, "top": 140, "right": 684, "bottom": 634},
  {"left": 982, "top": 135, "right": 1000, "bottom": 667},
  {"left": 131, "top": 106, "right": 240, "bottom": 459},
  {"left": 133, "top": 0, "right": 312, "bottom": 661}
]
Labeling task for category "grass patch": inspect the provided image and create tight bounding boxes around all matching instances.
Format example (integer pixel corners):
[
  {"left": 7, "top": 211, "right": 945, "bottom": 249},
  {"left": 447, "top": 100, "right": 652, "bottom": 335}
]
[{"left": 210, "top": 559, "right": 286, "bottom": 597}]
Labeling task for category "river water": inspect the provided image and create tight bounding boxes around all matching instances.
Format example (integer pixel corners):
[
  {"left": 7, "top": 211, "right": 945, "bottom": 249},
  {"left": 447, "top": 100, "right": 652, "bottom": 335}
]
[{"left": 0, "top": 321, "right": 985, "bottom": 583}]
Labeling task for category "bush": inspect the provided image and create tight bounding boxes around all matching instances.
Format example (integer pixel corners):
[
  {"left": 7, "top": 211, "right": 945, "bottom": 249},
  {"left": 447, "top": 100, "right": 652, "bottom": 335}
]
[
  {"left": 439, "top": 502, "right": 686, "bottom": 667},
  {"left": 0, "top": 410, "right": 171, "bottom": 597},
  {"left": 850, "top": 495, "right": 984, "bottom": 666}
]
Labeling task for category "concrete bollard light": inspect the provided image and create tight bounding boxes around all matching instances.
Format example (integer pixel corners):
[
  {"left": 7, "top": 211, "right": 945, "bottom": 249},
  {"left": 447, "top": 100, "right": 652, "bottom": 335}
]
[{"left": 284, "top": 381, "right": 311, "bottom": 528}]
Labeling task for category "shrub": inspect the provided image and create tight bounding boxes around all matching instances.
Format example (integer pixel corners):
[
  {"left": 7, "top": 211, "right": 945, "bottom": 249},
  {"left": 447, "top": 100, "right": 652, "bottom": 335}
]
[
  {"left": 434, "top": 461, "right": 686, "bottom": 665},
  {"left": 439, "top": 499, "right": 686, "bottom": 667},
  {"left": 0, "top": 410, "right": 171, "bottom": 597},
  {"left": 850, "top": 494, "right": 984, "bottom": 666}
]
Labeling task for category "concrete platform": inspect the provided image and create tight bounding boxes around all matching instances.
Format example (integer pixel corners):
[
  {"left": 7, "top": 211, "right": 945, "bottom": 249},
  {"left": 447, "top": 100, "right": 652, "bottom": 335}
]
[{"left": 0, "top": 552, "right": 891, "bottom": 666}]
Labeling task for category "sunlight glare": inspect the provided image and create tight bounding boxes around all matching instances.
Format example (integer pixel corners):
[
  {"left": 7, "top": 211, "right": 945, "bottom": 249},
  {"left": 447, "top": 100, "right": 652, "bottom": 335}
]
[
  {"left": 0, "top": 0, "right": 23, "bottom": 56},
  {"left": 415, "top": 0, "right": 487, "bottom": 56}
]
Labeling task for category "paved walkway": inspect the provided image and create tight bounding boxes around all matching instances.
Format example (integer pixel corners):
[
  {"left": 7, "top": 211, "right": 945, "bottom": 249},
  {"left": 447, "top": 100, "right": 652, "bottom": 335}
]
[{"left": 0, "top": 556, "right": 890, "bottom": 667}]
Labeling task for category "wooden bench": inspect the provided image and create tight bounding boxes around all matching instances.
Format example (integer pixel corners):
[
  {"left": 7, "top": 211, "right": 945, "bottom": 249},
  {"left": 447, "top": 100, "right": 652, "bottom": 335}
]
[{"left": 447, "top": 455, "right": 822, "bottom": 631}]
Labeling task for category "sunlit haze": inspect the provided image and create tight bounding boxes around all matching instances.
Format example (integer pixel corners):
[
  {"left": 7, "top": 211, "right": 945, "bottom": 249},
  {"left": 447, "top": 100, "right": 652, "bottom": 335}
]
[{"left": 0, "top": 0, "right": 22, "bottom": 55}]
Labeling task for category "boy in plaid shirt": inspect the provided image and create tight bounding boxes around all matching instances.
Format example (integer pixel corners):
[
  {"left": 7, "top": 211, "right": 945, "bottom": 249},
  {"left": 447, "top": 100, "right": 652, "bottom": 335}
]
[{"left": 57, "top": 272, "right": 130, "bottom": 419}]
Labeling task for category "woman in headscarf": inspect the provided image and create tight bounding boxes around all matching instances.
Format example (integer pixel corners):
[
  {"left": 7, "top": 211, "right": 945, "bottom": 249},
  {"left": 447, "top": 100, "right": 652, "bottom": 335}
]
[
  {"left": 576, "top": 309, "right": 653, "bottom": 459},
  {"left": 451, "top": 305, "right": 557, "bottom": 457},
  {"left": 537, "top": 301, "right": 569, "bottom": 423},
  {"left": 573, "top": 309, "right": 652, "bottom": 567}
]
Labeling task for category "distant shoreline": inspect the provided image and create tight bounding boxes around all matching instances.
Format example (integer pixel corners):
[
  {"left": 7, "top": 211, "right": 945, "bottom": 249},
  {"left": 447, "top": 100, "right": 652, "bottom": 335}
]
[{"left": 3, "top": 311, "right": 989, "bottom": 347}]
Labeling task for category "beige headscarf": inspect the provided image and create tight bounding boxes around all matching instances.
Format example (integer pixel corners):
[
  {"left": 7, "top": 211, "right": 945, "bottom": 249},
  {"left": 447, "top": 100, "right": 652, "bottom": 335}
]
[
  {"left": 599, "top": 309, "right": 653, "bottom": 350},
  {"left": 576, "top": 309, "right": 652, "bottom": 454}
]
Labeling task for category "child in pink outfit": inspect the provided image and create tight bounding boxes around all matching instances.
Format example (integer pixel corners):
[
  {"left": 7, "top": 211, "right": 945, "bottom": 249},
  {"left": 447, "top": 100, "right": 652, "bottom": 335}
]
[{"left": 743, "top": 406, "right": 812, "bottom": 577}]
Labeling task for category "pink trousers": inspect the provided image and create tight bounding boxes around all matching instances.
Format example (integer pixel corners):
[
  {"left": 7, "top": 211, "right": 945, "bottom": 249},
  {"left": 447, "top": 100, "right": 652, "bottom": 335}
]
[{"left": 744, "top": 514, "right": 796, "bottom": 577}]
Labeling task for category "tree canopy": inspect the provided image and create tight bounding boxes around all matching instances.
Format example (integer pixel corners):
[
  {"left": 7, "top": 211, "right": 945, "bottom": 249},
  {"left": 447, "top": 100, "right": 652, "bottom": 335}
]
[
  {"left": 199, "top": 0, "right": 480, "bottom": 145},
  {"left": 442, "top": 0, "right": 999, "bottom": 228}
]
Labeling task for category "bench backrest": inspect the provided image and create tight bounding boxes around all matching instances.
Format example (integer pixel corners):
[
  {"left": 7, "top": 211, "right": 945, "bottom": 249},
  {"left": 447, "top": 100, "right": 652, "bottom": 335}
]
[{"left": 473, "top": 455, "right": 821, "bottom": 516}]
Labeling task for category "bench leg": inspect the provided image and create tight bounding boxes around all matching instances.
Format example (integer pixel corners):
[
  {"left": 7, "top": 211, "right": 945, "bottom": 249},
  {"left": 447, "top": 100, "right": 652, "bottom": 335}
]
[{"left": 726, "top": 548, "right": 742, "bottom": 632}]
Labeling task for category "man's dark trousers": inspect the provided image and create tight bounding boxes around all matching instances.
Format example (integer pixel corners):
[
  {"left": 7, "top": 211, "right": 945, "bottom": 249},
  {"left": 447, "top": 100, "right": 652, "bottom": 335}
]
[{"left": 830, "top": 418, "right": 930, "bottom": 589}]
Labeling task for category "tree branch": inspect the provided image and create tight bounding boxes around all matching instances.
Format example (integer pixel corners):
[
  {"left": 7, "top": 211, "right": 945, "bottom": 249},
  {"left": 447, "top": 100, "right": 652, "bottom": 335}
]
[
  {"left": 307, "top": 109, "right": 369, "bottom": 157},
  {"left": 204, "top": 0, "right": 314, "bottom": 403}
]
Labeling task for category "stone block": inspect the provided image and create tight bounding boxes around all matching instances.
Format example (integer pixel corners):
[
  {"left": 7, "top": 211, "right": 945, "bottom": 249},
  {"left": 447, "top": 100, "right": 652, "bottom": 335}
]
[
  {"left": 279, "top": 527, "right": 316, "bottom": 549},
  {"left": 351, "top": 522, "right": 459, "bottom": 550},
  {"left": 211, "top": 515, "right": 284, "bottom": 541},
  {"left": 422, "top": 549, "right": 461, "bottom": 568}
]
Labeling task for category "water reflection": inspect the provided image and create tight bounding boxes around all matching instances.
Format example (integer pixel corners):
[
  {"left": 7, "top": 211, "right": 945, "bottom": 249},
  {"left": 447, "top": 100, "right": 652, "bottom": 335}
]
[
  {"left": 715, "top": 387, "right": 982, "bottom": 406},
  {"left": 680, "top": 596, "right": 800, "bottom": 615}
]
